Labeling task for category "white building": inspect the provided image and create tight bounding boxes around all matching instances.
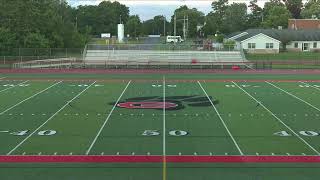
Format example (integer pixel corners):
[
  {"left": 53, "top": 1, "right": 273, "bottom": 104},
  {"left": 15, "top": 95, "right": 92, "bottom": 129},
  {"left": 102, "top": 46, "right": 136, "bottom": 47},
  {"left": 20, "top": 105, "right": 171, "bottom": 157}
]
[{"left": 227, "top": 29, "right": 320, "bottom": 53}]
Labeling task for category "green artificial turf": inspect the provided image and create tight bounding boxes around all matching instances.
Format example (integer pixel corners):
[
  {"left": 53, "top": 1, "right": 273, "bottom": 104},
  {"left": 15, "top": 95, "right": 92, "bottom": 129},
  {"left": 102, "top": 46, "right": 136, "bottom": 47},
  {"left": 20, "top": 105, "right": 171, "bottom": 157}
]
[{"left": 0, "top": 74, "right": 320, "bottom": 179}]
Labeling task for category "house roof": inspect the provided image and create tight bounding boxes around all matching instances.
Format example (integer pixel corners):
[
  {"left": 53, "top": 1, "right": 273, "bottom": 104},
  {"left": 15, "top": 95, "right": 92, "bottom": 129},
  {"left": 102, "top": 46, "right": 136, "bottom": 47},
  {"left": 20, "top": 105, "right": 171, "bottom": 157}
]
[
  {"left": 229, "top": 29, "right": 320, "bottom": 42},
  {"left": 288, "top": 19, "right": 320, "bottom": 30}
]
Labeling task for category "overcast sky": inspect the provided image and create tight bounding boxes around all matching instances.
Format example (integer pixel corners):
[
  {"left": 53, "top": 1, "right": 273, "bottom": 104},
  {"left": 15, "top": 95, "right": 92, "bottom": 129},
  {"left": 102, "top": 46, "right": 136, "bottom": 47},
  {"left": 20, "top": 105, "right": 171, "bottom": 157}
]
[{"left": 67, "top": 0, "right": 269, "bottom": 21}]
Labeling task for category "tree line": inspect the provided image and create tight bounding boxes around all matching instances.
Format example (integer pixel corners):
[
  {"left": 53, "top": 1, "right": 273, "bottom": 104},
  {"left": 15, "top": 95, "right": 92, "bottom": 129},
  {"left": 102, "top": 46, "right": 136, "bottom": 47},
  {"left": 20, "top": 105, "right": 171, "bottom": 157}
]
[{"left": 0, "top": 0, "right": 319, "bottom": 49}]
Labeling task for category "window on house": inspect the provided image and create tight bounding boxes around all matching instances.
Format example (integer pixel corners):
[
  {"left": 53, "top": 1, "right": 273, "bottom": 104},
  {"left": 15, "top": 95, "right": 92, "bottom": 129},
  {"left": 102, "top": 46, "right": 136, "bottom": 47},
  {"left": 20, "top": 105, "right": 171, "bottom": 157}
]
[
  {"left": 248, "top": 43, "right": 256, "bottom": 49},
  {"left": 266, "top": 43, "right": 274, "bottom": 49},
  {"left": 314, "top": 42, "right": 317, "bottom": 48},
  {"left": 294, "top": 43, "right": 299, "bottom": 48}
]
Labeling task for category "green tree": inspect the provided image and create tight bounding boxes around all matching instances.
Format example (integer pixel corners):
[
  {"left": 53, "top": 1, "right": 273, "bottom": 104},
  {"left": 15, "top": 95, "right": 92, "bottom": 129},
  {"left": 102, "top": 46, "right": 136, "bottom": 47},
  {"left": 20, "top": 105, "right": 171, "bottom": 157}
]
[
  {"left": 211, "top": 0, "right": 229, "bottom": 24},
  {"left": 0, "top": 0, "right": 88, "bottom": 48},
  {"left": 126, "top": 15, "right": 142, "bottom": 37},
  {"left": 301, "top": 0, "right": 320, "bottom": 19},
  {"left": 170, "top": 6, "right": 205, "bottom": 38},
  {"left": 263, "top": 0, "right": 285, "bottom": 17},
  {"left": 0, "top": 27, "right": 17, "bottom": 49},
  {"left": 141, "top": 15, "right": 169, "bottom": 36},
  {"left": 247, "top": 0, "right": 263, "bottom": 28},
  {"left": 23, "top": 32, "right": 50, "bottom": 48},
  {"left": 221, "top": 3, "right": 248, "bottom": 34},
  {"left": 283, "top": 0, "right": 303, "bottom": 18},
  {"left": 262, "top": 6, "right": 291, "bottom": 28}
]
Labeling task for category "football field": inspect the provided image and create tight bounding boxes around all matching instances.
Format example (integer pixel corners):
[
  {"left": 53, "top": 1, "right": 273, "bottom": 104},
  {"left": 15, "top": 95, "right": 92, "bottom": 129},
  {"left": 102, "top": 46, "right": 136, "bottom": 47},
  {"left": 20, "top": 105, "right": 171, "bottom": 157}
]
[{"left": 1, "top": 73, "right": 320, "bottom": 179}]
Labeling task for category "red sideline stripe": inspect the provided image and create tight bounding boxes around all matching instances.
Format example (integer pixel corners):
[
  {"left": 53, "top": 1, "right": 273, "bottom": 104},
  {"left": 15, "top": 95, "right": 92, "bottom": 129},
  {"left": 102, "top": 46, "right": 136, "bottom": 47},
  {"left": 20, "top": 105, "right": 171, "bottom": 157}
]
[
  {"left": 1, "top": 156, "right": 320, "bottom": 163},
  {"left": 1, "top": 69, "right": 320, "bottom": 75}
]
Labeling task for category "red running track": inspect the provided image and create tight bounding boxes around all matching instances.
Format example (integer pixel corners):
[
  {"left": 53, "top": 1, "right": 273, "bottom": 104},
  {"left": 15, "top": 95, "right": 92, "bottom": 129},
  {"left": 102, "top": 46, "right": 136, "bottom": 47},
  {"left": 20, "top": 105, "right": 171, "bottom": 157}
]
[{"left": 1, "top": 156, "right": 320, "bottom": 163}]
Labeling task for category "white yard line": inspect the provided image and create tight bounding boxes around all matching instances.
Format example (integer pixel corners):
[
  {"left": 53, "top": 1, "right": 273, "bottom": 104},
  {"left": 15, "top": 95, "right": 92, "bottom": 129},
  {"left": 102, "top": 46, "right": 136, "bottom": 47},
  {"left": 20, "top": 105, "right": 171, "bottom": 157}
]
[
  {"left": 0, "top": 80, "right": 29, "bottom": 93},
  {"left": 0, "top": 81, "right": 62, "bottom": 115},
  {"left": 7, "top": 81, "right": 96, "bottom": 155},
  {"left": 163, "top": 76, "right": 166, "bottom": 157},
  {"left": 197, "top": 81, "right": 244, "bottom": 155},
  {"left": 232, "top": 81, "right": 320, "bottom": 155},
  {"left": 266, "top": 81, "right": 320, "bottom": 112},
  {"left": 300, "top": 81, "right": 320, "bottom": 91},
  {"left": 85, "top": 81, "right": 131, "bottom": 155}
]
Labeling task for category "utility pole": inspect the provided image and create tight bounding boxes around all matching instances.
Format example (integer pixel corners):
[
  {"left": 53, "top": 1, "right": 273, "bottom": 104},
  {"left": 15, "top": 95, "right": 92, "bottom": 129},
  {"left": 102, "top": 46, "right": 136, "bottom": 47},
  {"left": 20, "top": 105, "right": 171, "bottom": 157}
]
[
  {"left": 163, "top": 16, "right": 166, "bottom": 37},
  {"left": 186, "top": 15, "right": 188, "bottom": 40},
  {"left": 75, "top": 16, "right": 78, "bottom": 31},
  {"left": 183, "top": 14, "right": 186, "bottom": 40},
  {"left": 182, "top": 15, "right": 189, "bottom": 41},
  {"left": 174, "top": 14, "right": 176, "bottom": 37}
]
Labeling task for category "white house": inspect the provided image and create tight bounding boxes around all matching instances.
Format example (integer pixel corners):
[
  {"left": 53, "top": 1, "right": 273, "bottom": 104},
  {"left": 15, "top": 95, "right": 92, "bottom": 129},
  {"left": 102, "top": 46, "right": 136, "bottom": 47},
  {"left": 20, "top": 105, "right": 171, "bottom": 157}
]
[{"left": 227, "top": 29, "right": 320, "bottom": 53}]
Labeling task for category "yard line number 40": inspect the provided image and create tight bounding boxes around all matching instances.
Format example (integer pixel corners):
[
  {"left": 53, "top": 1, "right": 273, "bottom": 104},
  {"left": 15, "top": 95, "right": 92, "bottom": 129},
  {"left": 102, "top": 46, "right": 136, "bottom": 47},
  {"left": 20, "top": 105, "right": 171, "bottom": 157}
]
[
  {"left": 6, "top": 130, "right": 56, "bottom": 136},
  {"left": 274, "top": 130, "right": 320, "bottom": 137}
]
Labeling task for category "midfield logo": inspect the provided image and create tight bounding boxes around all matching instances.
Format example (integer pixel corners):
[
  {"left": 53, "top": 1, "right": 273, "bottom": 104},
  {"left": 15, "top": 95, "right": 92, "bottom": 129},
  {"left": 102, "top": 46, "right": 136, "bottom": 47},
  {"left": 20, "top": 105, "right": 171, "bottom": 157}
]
[{"left": 114, "top": 95, "right": 218, "bottom": 110}]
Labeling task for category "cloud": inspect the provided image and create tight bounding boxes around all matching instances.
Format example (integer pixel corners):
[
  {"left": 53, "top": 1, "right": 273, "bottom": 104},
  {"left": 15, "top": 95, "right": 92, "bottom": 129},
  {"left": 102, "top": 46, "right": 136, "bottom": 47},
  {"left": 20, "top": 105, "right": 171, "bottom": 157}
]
[{"left": 67, "top": 0, "right": 268, "bottom": 21}]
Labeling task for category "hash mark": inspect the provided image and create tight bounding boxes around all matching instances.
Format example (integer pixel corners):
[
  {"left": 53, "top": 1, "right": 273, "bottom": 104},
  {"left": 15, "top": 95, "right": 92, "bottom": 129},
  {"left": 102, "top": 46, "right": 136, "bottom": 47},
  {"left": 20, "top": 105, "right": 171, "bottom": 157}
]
[{"left": 256, "top": 152, "right": 259, "bottom": 156}]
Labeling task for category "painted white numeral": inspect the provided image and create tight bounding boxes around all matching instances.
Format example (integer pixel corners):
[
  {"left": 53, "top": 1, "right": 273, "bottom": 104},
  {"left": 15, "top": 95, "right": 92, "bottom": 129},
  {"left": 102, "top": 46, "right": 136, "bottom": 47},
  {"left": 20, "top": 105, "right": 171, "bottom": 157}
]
[
  {"left": 169, "top": 130, "right": 188, "bottom": 136},
  {"left": 273, "top": 131, "right": 291, "bottom": 137},
  {"left": 78, "top": 84, "right": 89, "bottom": 87},
  {"left": 10, "top": 130, "right": 29, "bottom": 136},
  {"left": 299, "top": 85, "right": 310, "bottom": 88},
  {"left": 38, "top": 130, "right": 57, "bottom": 136},
  {"left": 142, "top": 130, "right": 160, "bottom": 136},
  {"left": 152, "top": 85, "right": 177, "bottom": 88},
  {"left": 167, "top": 85, "right": 177, "bottom": 88},
  {"left": 3, "top": 84, "right": 14, "bottom": 87},
  {"left": 299, "top": 131, "right": 319, "bottom": 137},
  {"left": 18, "top": 84, "right": 29, "bottom": 87}
]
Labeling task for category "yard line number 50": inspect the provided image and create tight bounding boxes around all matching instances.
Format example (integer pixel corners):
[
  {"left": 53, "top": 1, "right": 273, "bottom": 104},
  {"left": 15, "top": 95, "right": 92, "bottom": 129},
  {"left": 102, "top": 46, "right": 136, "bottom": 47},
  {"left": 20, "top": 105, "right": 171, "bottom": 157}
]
[{"left": 142, "top": 130, "right": 188, "bottom": 136}]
